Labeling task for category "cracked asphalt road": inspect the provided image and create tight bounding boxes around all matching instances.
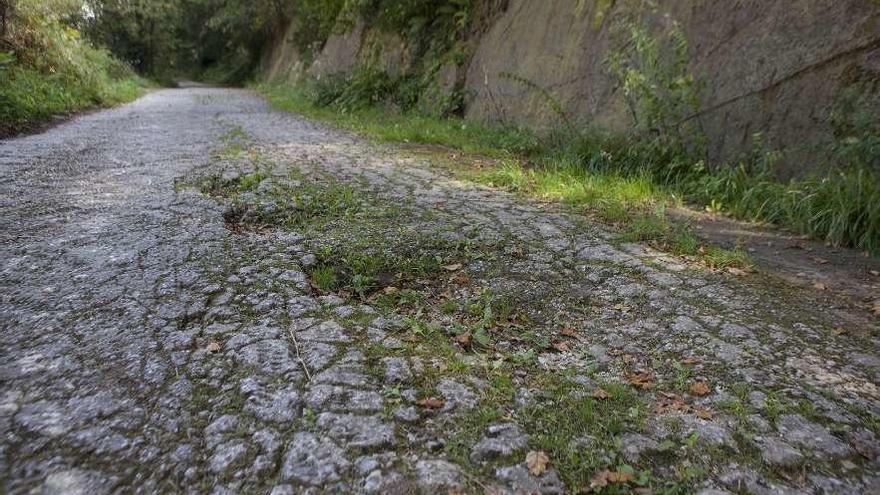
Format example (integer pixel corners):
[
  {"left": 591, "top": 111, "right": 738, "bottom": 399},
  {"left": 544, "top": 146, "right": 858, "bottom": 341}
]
[{"left": 1, "top": 88, "right": 879, "bottom": 494}]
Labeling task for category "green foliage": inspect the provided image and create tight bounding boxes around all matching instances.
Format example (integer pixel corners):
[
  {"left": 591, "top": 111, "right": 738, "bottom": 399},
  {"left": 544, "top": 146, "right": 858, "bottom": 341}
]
[
  {"left": 0, "top": 0, "right": 144, "bottom": 135},
  {"left": 606, "top": 12, "right": 704, "bottom": 157},
  {"left": 85, "top": 0, "right": 293, "bottom": 83},
  {"left": 828, "top": 83, "right": 880, "bottom": 171}
]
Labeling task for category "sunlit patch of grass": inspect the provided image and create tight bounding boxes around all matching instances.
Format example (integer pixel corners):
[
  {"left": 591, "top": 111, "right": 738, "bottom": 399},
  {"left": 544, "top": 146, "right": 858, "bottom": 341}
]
[
  {"left": 309, "top": 265, "right": 337, "bottom": 292},
  {"left": 703, "top": 243, "right": 752, "bottom": 270}
]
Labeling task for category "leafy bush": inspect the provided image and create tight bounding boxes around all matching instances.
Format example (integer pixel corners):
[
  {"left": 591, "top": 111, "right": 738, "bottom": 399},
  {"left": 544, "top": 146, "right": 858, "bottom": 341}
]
[{"left": 0, "top": 0, "right": 144, "bottom": 134}]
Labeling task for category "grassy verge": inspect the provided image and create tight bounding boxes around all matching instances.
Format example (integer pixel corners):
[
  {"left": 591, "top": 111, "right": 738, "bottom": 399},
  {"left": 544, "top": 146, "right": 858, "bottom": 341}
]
[
  {"left": 1, "top": 3, "right": 149, "bottom": 137},
  {"left": 257, "top": 81, "right": 879, "bottom": 257}
]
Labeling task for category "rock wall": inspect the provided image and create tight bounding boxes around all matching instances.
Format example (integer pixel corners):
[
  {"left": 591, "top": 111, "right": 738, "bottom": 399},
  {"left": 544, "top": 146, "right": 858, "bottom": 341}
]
[{"left": 261, "top": 0, "right": 880, "bottom": 175}]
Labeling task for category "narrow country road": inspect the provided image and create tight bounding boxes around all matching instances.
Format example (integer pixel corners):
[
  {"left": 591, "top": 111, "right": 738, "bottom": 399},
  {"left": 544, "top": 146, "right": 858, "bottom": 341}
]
[{"left": 1, "top": 88, "right": 878, "bottom": 494}]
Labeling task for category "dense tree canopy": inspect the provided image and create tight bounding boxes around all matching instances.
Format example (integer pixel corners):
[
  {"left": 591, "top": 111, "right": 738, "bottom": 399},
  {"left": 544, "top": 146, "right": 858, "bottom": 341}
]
[{"left": 83, "top": 0, "right": 292, "bottom": 81}]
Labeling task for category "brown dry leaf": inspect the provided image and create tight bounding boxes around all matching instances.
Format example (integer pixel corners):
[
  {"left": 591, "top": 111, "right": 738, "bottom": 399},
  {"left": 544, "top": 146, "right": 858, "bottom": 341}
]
[
  {"left": 681, "top": 357, "right": 701, "bottom": 365},
  {"left": 810, "top": 256, "right": 830, "bottom": 265},
  {"left": 607, "top": 470, "right": 635, "bottom": 483},
  {"left": 812, "top": 281, "right": 828, "bottom": 291},
  {"left": 455, "top": 332, "right": 473, "bottom": 347},
  {"left": 833, "top": 327, "right": 847, "bottom": 336},
  {"left": 627, "top": 372, "right": 654, "bottom": 390},
  {"left": 695, "top": 407, "right": 713, "bottom": 420},
  {"left": 443, "top": 263, "right": 463, "bottom": 272},
  {"left": 383, "top": 286, "right": 399, "bottom": 295},
  {"left": 726, "top": 267, "right": 747, "bottom": 277},
  {"left": 206, "top": 341, "right": 222, "bottom": 353},
  {"left": 612, "top": 303, "right": 631, "bottom": 313},
  {"left": 655, "top": 392, "right": 688, "bottom": 414},
  {"left": 589, "top": 470, "right": 611, "bottom": 491},
  {"left": 551, "top": 340, "right": 570, "bottom": 353},
  {"left": 621, "top": 354, "right": 637, "bottom": 365},
  {"left": 525, "top": 450, "right": 549, "bottom": 476},
  {"left": 592, "top": 388, "right": 610, "bottom": 400},
  {"left": 589, "top": 469, "right": 634, "bottom": 490},
  {"left": 452, "top": 273, "right": 470, "bottom": 285},
  {"left": 560, "top": 326, "right": 577, "bottom": 337},
  {"left": 417, "top": 397, "right": 444, "bottom": 409},
  {"left": 690, "top": 381, "right": 711, "bottom": 396}
]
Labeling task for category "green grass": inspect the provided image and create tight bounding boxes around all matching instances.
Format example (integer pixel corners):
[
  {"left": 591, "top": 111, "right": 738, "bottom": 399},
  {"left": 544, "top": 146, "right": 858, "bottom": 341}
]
[
  {"left": 258, "top": 82, "right": 540, "bottom": 157},
  {"left": 258, "top": 81, "right": 880, "bottom": 257},
  {"left": 1, "top": 9, "right": 148, "bottom": 137}
]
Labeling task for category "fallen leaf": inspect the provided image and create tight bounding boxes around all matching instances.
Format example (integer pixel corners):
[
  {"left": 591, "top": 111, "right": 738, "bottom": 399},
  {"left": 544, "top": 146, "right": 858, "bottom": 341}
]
[
  {"left": 455, "top": 332, "right": 472, "bottom": 347},
  {"left": 612, "top": 303, "right": 631, "bottom": 313},
  {"left": 626, "top": 372, "right": 654, "bottom": 390},
  {"left": 383, "top": 286, "right": 399, "bottom": 295},
  {"left": 589, "top": 470, "right": 610, "bottom": 490},
  {"left": 417, "top": 397, "right": 444, "bottom": 409},
  {"left": 621, "top": 354, "right": 637, "bottom": 365},
  {"left": 206, "top": 341, "right": 222, "bottom": 353},
  {"left": 551, "top": 340, "right": 570, "bottom": 352},
  {"left": 443, "top": 263, "right": 463, "bottom": 271},
  {"left": 690, "top": 381, "right": 711, "bottom": 396},
  {"left": 592, "top": 388, "right": 610, "bottom": 400},
  {"left": 525, "top": 450, "right": 549, "bottom": 476},
  {"left": 833, "top": 327, "right": 847, "bottom": 336},
  {"left": 560, "top": 326, "right": 577, "bottom": 337},
  {"left": 695, "top": 407, "right": 713, "bottom": 420},
  {"left": 726, "top": 267, "right": 747, "bottom": 277},
  {"left": 870, "top": 270, "right": 879, "bottom": 277},
  {"left": 681, "top": 357, "right": 701, "bottom": 365},
  {"left": 589, "top": 469, "right": 634, "bottom": 490},
  {"left": 452, "top": 273, "right": 470, "bottom": 285},
  {"left": 655, "top": 393, "right": 687, "bottom": 414},
  {"left": 607, "top": 470, "right": 635, "bottom": 483},
  {"left": 812, "top": 281, "right": 828, "bottom": 291},
  {"left": 810, "top": 256, "right": 829, "bottom": 265}
]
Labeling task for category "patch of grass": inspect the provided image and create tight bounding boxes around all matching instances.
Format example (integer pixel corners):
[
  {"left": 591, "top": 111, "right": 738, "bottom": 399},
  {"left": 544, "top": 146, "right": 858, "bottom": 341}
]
[
  {"left": 309, "top": 265, "right": 338, "bottom": 292},
  {"left": 258, "top": 80, "right": 880, "bottom": 256},
  {"left": 517, "top": 375, "right": 652, "bottom": 491},
  {"left": 258, "top": 82, "right": 540, "bottom": 158}
]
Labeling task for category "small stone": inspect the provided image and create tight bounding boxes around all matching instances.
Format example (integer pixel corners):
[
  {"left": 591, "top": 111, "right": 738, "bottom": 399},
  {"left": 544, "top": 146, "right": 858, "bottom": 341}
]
[
  {"left": 269, "top": 485, "right": 295, "bottom": 495},
  {"left": 415, "top": 459, "right": 465, "bottom": 491},
  {"left": 470, "top": 423, "right": 529, "bottom": 463},
  {"left": 759, "top": 437, "right": 804, "bottom": 467},
  {"left": 382, "top": 357, "right": 412, "bottom": 384},
  {"left": 748, "top": 391, "right": 767, "bottom": 409},
  {"left": 776, "top": 414, "right": 852, "bottom": 458},
  {"left": 42, "top": 469, "right": 111, "bottom": 495},
  {"left": 393, "top": 406, "right": 420, "bottom": 423},
  {"left": 316, "top": 413, "right": 395, "bottom": 449},
  {"left": 495, "top": 464, "right": 565, "bottom": 495},
  {"left": 281, "top": 432, "right": 350, "bottom": 485},
  {"left": 620, "top": 433, "right": 660, "bottom": 462},
  {"left": 305, "top": 385, "right": 383, "bottom": 413},
  {"left": 437, "top": 378, "right": 478, "bottom": 412},
  {"left": 210, "top": 441, "right": 249, "bottom": 474},
  {"left": 849, "top": 428, "right": 880, "bottom": 460}
]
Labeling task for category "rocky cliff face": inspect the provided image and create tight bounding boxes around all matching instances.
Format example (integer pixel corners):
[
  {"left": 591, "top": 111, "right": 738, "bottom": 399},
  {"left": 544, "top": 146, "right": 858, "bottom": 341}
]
[{"left": 261, "top": 0, "right": 880, "bottom": 175}]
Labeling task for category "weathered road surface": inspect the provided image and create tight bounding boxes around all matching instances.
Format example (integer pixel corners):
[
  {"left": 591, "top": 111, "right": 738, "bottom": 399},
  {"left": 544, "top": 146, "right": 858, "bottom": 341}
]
[{"left": 1, "top": 88, "right": 878, "bottom": 494}]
